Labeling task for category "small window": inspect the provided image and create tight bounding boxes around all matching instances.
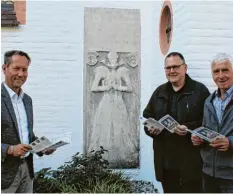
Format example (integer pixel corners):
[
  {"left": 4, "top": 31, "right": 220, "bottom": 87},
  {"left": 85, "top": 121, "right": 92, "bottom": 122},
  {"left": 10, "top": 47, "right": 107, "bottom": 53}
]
[
  {"left": 1, "top": 0, "right": 26, "bottom": 27},
  {"left": 159, "top": 1, "right": 173, "bottom": 55}
]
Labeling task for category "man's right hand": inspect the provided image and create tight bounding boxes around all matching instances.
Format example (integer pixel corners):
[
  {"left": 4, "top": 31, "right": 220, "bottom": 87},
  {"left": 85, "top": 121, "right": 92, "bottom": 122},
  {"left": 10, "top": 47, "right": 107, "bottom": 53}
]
[
  {"left": 7, "top": 144, "right": 32, "bottom": 157},
  {"left": 148, "top": 127, "right": 162, "bottom": 135},
  {"left": 191, "top": 134, "right": 204, "bottom": 146}
]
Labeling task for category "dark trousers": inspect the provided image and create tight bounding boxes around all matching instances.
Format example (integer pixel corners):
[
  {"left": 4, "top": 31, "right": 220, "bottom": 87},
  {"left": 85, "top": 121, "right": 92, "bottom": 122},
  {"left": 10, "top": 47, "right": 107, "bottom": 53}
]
[
  {"left": 161, "top": 169, "right": 202, "bottom": 193},
  {"left": 1, "top": 161, "right": 33, "bottom": 193},
  {"left": 202, "top": 173, "right": 233, "bottom": 193}
]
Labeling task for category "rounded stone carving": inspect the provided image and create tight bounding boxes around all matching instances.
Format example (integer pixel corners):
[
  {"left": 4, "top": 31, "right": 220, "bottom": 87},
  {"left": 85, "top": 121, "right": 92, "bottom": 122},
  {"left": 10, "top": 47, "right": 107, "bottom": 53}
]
[
  {"left": 125, "top": 52, "right": 138, "bottom": 68},
  {"left": 86, "top": 52, "right": 99, "bottom": 66}
]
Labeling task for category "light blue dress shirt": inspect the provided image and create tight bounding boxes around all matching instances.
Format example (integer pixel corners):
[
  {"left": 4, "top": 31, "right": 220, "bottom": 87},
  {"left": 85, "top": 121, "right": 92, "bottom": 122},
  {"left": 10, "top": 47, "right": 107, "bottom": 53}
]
[{"left": 213, "top": 85, "right": 233, "bottom": 125}]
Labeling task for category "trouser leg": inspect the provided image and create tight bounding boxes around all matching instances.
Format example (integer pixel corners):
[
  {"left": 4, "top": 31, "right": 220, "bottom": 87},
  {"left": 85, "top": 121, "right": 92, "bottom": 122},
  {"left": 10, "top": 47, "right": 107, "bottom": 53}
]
[
  {"left": 202, "top": 173, "right": 219, "bottom": 193},
  {"left": 16, "top": 162, "right": 33, "bottom": 193},
  {"left": 181, "top": 179, "right": 202, "bottom": 193},
  {"left": 161, "top": 169, "right": 181, "bottom": 193},
  {"left": 1, "top": 161, "right": 33, "bottom": 193}
]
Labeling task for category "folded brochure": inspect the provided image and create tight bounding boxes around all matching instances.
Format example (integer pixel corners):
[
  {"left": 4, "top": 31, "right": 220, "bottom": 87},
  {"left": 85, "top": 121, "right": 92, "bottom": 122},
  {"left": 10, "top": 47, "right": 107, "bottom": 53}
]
[
  {"left": 142, "top": 114, "right": 179, "bottom": 133},
  {"left": 29, "top": 135, "right": 70, "bottom": 154},
  {"left": 191, "top": 126, "right": 225, "bottom": 142}
]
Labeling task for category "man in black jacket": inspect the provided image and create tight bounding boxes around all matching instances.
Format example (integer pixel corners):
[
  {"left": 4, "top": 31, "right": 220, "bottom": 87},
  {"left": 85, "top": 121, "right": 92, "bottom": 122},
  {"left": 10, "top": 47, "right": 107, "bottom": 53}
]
[{"left": 143, "top": 52, "right": 210, "bottom": 193}]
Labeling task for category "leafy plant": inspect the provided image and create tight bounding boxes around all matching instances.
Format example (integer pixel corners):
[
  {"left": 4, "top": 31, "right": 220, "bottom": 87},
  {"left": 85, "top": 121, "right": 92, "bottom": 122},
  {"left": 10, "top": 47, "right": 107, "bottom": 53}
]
[
  {"left": 33, "top": 147, "right": 133, "bottom": 193},
  {"left": 33, "top": 168, "right": 60, "bottom": 193}
]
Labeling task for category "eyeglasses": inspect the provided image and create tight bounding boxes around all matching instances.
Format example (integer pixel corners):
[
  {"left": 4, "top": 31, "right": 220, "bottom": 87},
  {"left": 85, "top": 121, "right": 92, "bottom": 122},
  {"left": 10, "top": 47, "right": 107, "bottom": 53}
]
[{"left": 164, "top": 63, "right": 185, "bottom": 72}]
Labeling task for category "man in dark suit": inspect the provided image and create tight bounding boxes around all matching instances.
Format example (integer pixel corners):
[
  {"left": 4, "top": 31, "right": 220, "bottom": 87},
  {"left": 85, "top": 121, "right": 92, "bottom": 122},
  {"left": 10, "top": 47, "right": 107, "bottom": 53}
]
[{"left": 1, "top": 50, "right": 55, "bottom": 193}]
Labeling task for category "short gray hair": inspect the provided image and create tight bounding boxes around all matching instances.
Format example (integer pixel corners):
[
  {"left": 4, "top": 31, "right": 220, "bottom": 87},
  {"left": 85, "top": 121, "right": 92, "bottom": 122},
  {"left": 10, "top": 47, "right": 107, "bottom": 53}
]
[{"left": 211, "top": 53, "right": 233, "bottom": 68}]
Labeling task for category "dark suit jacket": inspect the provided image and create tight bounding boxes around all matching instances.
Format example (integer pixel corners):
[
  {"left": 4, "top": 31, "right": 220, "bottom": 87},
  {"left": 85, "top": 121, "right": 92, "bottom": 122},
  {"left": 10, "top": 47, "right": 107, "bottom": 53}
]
[{"left": 1, "top": 83, "right": 39, "bottom": 189}]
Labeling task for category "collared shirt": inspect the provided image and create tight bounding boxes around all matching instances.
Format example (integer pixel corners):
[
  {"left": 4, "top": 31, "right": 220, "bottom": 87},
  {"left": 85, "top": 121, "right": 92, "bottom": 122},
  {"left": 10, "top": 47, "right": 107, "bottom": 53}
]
[
  {"left": 4, "top": 83, "right": 30, "bottom": 148},
  {"left": 213, "top": 85, "right": 233, "bottom": 125}
]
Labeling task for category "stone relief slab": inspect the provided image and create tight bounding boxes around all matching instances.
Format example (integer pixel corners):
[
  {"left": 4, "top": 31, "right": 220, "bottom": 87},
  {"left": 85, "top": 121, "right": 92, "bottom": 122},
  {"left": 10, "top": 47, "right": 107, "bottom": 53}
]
[{"left": 84, "top": 7, "right": 141, "bottom": 168}]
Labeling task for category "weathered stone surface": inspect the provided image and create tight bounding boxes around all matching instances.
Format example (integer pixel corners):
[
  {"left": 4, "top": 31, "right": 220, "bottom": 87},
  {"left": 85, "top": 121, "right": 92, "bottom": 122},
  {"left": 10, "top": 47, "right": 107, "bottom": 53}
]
[{"left": 83, "top": 7, "right": 141, "bottom": 168}]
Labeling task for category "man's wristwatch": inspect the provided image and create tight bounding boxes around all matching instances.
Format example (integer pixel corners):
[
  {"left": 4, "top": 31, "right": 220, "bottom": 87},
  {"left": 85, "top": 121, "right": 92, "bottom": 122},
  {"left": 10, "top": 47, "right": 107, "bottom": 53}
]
[{"left": 9, "top": 145, "right": 14, "bottom": 155}]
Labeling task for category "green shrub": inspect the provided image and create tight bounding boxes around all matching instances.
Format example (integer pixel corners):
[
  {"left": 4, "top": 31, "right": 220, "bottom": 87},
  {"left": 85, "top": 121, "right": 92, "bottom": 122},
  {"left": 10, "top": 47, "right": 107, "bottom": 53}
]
[{"left": 33, "top": 147, "right": 133, "bottom": 193}]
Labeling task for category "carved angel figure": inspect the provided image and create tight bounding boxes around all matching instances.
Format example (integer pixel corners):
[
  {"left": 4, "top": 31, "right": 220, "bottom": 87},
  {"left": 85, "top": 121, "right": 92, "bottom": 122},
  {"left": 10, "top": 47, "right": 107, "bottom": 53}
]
[{"left": 88, "top": 51, "right": 137, "bottom": 165}]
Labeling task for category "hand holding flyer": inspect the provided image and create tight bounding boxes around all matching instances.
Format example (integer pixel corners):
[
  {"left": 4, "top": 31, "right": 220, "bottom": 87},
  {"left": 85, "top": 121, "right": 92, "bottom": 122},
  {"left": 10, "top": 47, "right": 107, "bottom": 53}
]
[
  {"left": 29, "top": 133, "right": 71, "bottom": 154},
  {"left": 192, "top": 127, "right": 225, "bottom": 143},
  {"left": 142, "top": 118, "right": 164, "bottom": 132},
  {"left": 158, "top": 115, "right": 179, "bottom": 133},
  {"left": 142, "top": 115, "right": 178, "bottom": 133}
]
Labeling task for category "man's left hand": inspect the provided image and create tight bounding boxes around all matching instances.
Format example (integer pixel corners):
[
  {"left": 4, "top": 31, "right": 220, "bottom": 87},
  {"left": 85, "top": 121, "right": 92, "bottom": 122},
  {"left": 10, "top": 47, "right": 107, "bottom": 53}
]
[
  {"left": 42, "top": 148, "right": 56, "bottom": 155},
  {"left": 174, "top": 125, "right": 188, "bottom": 136},
  {"left": 210, "top": 137, "right": 230, "bottom": 151}
]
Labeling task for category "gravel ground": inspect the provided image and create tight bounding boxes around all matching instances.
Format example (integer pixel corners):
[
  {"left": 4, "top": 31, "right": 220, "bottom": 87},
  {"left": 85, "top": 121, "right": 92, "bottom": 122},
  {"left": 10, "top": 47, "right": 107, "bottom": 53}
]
[{"left": 130, "top": 180, "right": 158, "bottom": 193}]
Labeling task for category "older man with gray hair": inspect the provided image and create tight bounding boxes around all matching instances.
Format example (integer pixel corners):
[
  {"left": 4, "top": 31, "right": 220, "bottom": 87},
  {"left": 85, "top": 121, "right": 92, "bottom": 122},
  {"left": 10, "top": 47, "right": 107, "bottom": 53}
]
[{"left": 191, "top": 53, "right": 233, "bottom": 193}]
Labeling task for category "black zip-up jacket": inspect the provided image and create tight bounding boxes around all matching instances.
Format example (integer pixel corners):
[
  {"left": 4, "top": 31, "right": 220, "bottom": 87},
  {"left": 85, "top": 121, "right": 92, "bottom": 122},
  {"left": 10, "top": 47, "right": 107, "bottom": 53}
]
[{"left": 143, "top": 74, "right": 210, "bottom": 183}]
